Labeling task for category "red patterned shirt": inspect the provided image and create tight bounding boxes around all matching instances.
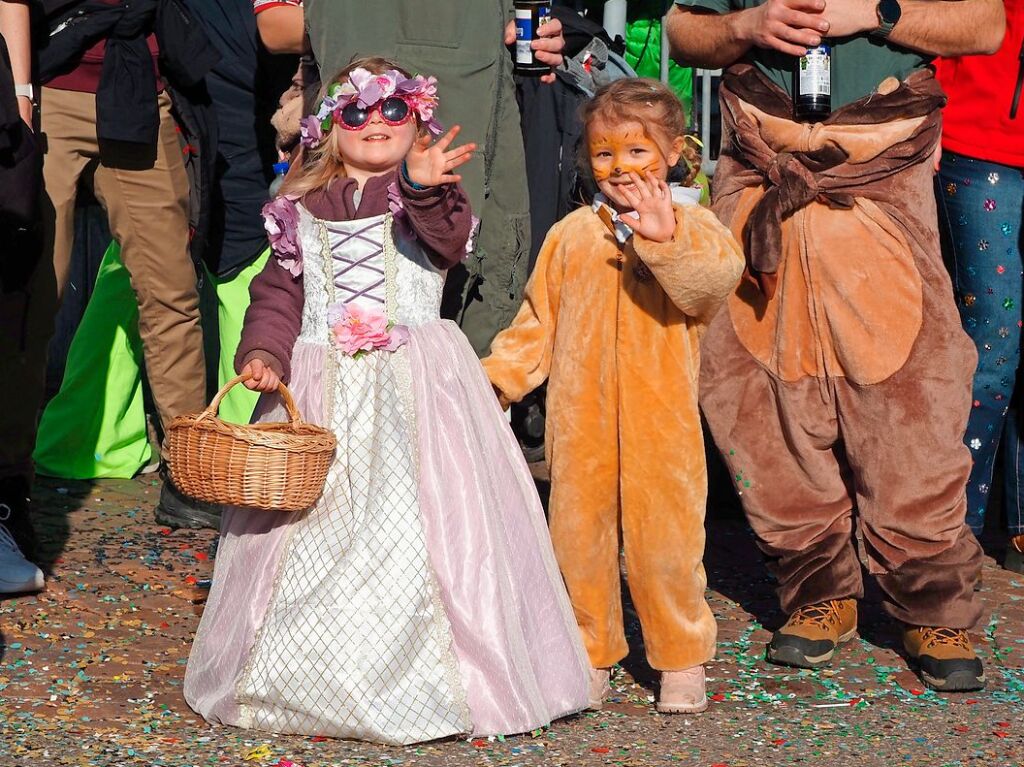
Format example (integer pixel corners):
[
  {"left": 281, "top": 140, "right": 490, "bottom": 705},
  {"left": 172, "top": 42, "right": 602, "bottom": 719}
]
[{"left": 253, "top": 0, "right": 303, "bottom": 12}]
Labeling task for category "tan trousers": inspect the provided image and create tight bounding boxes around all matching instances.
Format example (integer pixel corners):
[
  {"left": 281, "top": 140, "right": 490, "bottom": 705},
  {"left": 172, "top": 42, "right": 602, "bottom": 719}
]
[{"left": 0, "top": 88, "right": 204, "bottom": 479}]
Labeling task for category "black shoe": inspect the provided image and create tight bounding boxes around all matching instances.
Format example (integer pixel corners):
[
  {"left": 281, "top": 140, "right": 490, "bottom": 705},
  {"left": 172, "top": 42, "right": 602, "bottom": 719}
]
[
  {"left": 511, "top": 391, "right": 546, "bottom": 464},
  {"left": 903, "top": 627, "right": 986, "bottom": 692},
  {"left": 0, "top": 476, "right": 39, "bottom": 563},
  {"left": 1005, "top": 535, "right": 1024, "bottom": 574},
  {"left": 155, "top": 480, "right": 222, "bottom": 531}
]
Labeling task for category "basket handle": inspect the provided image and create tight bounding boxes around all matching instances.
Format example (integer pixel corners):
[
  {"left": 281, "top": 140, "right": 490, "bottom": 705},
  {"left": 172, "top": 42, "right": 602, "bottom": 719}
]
[{"left": 195, "top": 373, "right": 302, "bottom": 425}]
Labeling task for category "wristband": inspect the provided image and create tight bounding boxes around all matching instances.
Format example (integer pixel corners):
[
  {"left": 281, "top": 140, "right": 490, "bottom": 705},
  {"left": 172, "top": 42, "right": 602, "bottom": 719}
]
[
  {"left": 14, "top": 83, "right": 33, "bottom": 101},
  {"left": 401, "top": 161, "right": 427, "bottom": 191}
]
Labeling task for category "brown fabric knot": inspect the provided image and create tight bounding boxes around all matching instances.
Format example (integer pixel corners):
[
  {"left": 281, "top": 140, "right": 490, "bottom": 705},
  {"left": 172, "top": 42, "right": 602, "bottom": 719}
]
[
  {"left": 717, "top": 64, "right": 945, "bottom": 299},
  {"left": 747, "top": 151, "right": 828, "bottom": 296}
]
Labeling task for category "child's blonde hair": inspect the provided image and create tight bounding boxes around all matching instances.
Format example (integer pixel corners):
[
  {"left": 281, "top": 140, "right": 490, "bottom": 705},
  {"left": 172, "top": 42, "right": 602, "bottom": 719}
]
[
  {"left": 280, "top": 56, "right": 416, "bottom": 198},
  {"left": 580, "top": 78, "right": 701, "bottom": 187}
]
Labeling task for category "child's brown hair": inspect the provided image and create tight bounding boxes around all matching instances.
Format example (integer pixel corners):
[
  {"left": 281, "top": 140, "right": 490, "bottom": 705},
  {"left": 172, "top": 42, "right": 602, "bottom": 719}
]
[
  {"left": 580, "top": 78, "right": 701, "bottom": 187},
  {"left": 279, "top": 56, "right": 415, "bottom": 198}
]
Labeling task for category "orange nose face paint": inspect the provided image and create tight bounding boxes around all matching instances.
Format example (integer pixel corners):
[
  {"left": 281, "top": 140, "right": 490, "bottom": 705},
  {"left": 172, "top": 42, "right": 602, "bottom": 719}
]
[{"left": 587, "top": 120, "right": 668, "bottom": 183}]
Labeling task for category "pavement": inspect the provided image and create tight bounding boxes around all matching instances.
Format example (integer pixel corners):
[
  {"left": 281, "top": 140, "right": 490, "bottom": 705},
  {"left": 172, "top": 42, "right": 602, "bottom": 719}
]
[{"left": 2, "top": 474, "right": 1023, "bottom": 767}]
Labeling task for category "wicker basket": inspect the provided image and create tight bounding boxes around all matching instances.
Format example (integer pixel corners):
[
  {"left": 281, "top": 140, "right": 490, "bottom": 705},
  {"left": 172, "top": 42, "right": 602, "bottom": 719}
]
[{"left": 165, "top": 374, "right": 337, "bottom": 511}]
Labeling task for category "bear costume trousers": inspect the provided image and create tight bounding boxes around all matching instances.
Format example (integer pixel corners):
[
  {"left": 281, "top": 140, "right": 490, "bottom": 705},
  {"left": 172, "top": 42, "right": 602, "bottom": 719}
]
[{"left": 699, "top": 66, "right": 984, "bottom": 630}]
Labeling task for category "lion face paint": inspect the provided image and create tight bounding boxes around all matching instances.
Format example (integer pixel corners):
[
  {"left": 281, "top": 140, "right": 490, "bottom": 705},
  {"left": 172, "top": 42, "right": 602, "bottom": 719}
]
[{"left": 588, "top": 120, "right": 669, "bottom": 182}]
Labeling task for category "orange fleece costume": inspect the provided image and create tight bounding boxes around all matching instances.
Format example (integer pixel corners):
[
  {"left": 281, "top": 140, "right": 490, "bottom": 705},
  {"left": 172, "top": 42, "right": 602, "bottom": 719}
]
[{"left": 483, "top": 200, "right": 744, "bottom": 670}]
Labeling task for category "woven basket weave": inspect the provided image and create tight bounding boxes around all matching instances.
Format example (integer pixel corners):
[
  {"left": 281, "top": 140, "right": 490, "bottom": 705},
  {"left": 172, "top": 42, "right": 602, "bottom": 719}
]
[{"left": 165, "top": 374, "right": 336, "bottom": 512}]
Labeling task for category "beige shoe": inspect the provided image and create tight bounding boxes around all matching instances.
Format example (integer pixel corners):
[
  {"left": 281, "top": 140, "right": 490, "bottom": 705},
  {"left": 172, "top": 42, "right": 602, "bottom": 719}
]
[
  {"left": 656, "top": 666, "right": 708, "bottom": 714},
  {"left": 588, "top": 667, "right": 612, "bottom": 710}
]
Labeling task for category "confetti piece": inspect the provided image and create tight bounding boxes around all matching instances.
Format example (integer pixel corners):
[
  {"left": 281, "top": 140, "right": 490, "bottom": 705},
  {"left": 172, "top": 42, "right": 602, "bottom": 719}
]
[{"left": 243, "top": 744, "right": 274, "bottom": 761}]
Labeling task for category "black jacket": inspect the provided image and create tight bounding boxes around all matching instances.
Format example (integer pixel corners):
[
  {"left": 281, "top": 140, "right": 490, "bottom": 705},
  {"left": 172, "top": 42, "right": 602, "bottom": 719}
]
[
  {"left": 0, "top": 33, "right": 39, "bottom": 228},
  {"left": 0, "top": 32, "right": 42, "bottom": 296},
  {"left": 38, "top": 0, "right": 220, "bottom": 265}
]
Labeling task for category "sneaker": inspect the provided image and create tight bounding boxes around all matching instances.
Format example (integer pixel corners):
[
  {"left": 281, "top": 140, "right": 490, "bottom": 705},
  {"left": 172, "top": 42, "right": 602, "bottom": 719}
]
[
  {"left": 657, "top": 666, "right": 708, "bottom": 714},
  {"left": 155, "top": 479, "right": 222, "bottom": 531},
  {"left": 0, "top": 521, "right": 44, "bottom": 594},
  {"left": 903, "top": 627, "right": 986, "bottom": 692},
  {"left": 0, "top": 476, "right": 38, "bottom": 562},
  {"left": 588, "top": 667, "right": 612, "bottom": 710},
  {"left": 767, "top": 598, "right": 858, "bottom": 669}
]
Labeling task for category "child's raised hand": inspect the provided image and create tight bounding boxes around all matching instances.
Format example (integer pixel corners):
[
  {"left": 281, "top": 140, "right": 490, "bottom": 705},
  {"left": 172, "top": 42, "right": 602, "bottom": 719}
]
[
  {"left": 405, "top": 125, "right": 476, "bottom": 188},
  {"left": 619, "top": 172, "right": 677, "bottom": 244},
  {"left": 242, "top": 358, "right": 281, "bottom": 393}
]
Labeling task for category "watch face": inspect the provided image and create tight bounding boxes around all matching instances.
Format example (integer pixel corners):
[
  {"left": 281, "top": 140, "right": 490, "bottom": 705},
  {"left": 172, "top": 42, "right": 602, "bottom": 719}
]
[{"left": 879, "top": 0, "right": 901, "bottom": 24}]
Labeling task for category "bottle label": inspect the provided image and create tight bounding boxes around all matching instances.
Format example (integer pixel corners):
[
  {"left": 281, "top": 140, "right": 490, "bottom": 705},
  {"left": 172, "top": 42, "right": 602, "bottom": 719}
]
[
  {"left": 798, "top": 45, "right": 831, "bottom": 97},
  {"left": 515, "top": 6, "right": 550, "bottom": 65}
]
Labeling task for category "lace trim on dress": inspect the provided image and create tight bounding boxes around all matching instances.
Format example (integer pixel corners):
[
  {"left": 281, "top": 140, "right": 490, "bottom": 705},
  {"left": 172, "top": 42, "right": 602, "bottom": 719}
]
[
  {"left": 384, "top": 214, "right": 399, "bottom": 325},
  {"left": 317, "top": 218, "right": 339, "bottom": 419}
]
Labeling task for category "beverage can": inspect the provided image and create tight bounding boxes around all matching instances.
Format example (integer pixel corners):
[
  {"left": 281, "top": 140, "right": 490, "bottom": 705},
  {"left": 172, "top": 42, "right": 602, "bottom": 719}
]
[{"left": 514, "top": 1, "right": 551, "bottom": 75}]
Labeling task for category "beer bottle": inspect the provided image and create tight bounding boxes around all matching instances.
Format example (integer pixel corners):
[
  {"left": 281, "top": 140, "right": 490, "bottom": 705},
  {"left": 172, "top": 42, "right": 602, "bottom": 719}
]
[{"left": 794, "top": 43, "right": 832, "bottom": 122}]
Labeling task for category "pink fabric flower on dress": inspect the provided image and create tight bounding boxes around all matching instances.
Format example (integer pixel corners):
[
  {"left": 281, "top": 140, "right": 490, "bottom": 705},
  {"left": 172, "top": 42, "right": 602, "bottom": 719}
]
[
  {"left": 263, "top": 195, "right": 302, "bottom": 277},
  {"left": 328, "top": 302, "right": 410, "bottom": 356}
]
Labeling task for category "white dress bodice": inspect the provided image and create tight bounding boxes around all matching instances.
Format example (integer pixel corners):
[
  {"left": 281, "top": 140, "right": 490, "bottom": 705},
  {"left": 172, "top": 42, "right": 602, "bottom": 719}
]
[{"left": 296, "top": 208, "right": 445, "bottom": 346}]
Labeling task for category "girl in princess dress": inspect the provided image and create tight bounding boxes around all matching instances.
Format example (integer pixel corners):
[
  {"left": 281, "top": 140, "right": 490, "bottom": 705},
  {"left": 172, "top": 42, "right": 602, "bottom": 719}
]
[{"left": 183, "top": 56, "right": 589, "bottom": 745}]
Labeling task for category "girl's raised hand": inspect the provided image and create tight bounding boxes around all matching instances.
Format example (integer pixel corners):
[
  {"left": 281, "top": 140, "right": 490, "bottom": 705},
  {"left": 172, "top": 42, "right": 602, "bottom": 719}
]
[
  {"left": 619, "top": 172, "right": 677, "bottom": 244},
  {"left": 405, "top": 125, "right": 477, "bottom": 188}
]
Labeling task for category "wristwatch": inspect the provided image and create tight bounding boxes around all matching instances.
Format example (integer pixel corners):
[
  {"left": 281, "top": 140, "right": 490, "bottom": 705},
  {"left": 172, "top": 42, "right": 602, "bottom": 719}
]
[
  {"left": 14, "top": 83, "right": 33, "bottom": 101},
  {"left": 873, "top": 0, "right": 902, "bottom": 39}
]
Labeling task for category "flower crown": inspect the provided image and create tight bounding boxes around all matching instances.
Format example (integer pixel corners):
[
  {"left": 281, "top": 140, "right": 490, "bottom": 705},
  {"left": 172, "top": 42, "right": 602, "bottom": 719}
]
[{"left": 299, "top": 67, "right": 442, "bottom": 148}]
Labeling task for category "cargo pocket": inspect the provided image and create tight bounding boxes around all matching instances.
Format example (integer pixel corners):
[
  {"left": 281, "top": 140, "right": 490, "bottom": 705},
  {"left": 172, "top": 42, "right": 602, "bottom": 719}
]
[
  {"left": 499, "top": 211, "right": 530, "bottom": 321},
  {"left": 397, "top": 2, "right": 467, "bottom": 49}
]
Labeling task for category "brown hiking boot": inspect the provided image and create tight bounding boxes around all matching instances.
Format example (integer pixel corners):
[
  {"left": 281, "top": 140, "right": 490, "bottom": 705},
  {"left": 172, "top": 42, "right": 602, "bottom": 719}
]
[
  {"left": 767, "top": 599, "right": 858, "bottom": 669},
  {"left": 903, "top": 627, "right": 985, "bottom": 692}
]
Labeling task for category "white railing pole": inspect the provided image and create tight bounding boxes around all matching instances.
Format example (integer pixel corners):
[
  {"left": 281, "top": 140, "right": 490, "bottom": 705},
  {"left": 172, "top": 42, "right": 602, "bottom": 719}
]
[{"left": 602, "top": 0, "right": 627, "bottom": 40}]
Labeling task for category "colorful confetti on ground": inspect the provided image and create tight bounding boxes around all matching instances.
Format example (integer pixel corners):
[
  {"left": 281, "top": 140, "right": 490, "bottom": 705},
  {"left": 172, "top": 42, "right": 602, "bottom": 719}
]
[{"left": 2, "top": 477, "right": 1023, "bottom": 766}]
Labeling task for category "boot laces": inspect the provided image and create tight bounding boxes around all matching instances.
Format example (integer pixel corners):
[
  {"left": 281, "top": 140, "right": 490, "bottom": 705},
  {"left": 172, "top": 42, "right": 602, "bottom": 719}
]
[
  {"left": 920, "top": 627, "right": 971, "bottom": 651},
  {"left": 792, "top": 600, "right": 843, "bottom": 630}
]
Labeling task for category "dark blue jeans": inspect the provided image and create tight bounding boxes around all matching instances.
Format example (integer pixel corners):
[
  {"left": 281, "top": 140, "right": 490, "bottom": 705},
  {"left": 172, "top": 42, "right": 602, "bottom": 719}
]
[{"left": 937, "top": 151, "right": 1024, "bottom": 536}]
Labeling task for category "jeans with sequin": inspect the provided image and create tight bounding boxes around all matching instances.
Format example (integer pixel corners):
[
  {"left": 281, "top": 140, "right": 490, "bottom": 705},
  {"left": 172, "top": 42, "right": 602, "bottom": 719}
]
[{"left": 937, "top": 151, "right": 1024, "bottom": 536}]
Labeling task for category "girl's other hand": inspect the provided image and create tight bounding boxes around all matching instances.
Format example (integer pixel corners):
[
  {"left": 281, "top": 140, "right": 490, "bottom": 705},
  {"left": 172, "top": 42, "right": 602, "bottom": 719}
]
[
  {"left": 619, "top": 172, "right": 677, "bottom": 244},
  {"left": 405, "top": 125, "right": 476, "bottom": 188},
  {"left": 492, "top": 384, "right": 511, "bottom": 411},
  {"left": 242, "top": 358, "right": 281, "bottom": 392}
]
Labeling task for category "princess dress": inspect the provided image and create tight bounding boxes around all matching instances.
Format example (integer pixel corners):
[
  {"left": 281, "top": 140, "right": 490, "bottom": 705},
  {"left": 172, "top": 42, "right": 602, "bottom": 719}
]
[{"left": 183, "top": 182, "right": 589, "bottom": 745}]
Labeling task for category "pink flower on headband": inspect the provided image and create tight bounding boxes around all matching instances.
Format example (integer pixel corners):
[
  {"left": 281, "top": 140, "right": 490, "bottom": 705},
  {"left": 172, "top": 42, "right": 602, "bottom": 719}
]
[
  {"left": 348, "top": 67, "right": 397, "bottom": 107},
  {"left": 301, "top": 68, "right": 443, "bottom": 148},
  {"left": 299, "top": 116, "right": 324, "bottom": 148}
]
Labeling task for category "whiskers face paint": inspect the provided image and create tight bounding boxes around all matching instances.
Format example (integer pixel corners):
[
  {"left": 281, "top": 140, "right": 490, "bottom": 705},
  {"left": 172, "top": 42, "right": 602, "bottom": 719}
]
[{"left": 587, "top": 120, "right": 669, "bottom": 184}]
